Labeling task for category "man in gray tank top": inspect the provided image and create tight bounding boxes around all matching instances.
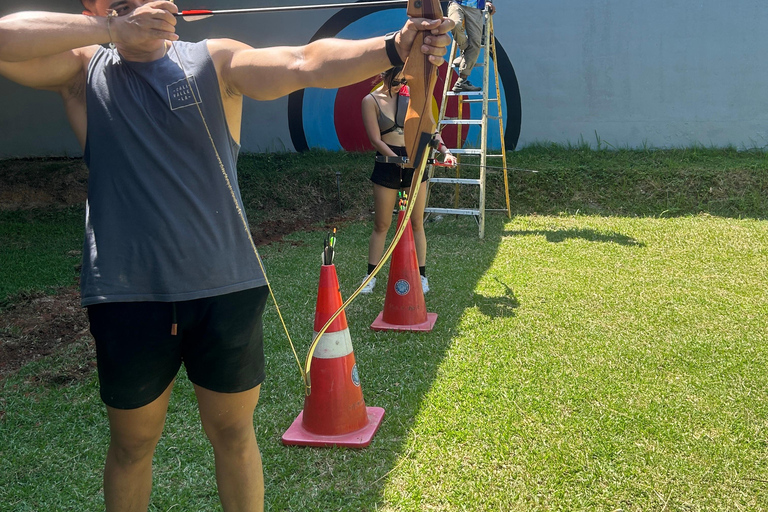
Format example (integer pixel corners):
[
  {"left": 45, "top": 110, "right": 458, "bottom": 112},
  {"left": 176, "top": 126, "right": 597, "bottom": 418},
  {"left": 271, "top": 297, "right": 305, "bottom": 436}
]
[{"left": 0, "top": 2, "right": 454, "bottom": 511}]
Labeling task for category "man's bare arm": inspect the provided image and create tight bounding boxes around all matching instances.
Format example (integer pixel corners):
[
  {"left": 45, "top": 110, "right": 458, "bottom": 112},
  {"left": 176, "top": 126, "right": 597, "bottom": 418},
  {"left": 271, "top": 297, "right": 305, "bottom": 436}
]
[
  {"left": 213, "top": 17, "right": 454, "bottom": 102},
  {"left": 0, "top": 3, "right": 178, "bottom": 91},
  {"left": 0, "top": 12, "right": 110, "bottom": 63},
  {"left": 0, "top": 12, "right": 107, "bottom": 91}
]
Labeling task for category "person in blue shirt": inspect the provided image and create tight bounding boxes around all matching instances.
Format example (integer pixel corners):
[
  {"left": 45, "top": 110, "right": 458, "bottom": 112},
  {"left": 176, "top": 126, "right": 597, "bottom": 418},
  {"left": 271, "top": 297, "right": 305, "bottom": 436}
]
[{"left": 448, "top": 0, "right": 496, "bottom": 93}]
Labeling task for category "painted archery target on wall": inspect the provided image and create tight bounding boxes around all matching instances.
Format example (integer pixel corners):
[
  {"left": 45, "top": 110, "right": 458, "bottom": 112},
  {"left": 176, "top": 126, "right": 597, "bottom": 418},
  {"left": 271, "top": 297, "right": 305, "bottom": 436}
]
[{"left": 288, "top": 3, "right": 521, "bottom": 152}]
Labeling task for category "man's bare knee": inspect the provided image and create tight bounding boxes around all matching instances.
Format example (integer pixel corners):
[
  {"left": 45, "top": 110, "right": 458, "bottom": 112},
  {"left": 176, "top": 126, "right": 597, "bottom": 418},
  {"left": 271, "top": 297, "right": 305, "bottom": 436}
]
[
  {"left": 203, "top": 419, "right": 256, "bottom": 455},
  {"left": 108, "top": 431, "right": 162, "bottom": 466}
]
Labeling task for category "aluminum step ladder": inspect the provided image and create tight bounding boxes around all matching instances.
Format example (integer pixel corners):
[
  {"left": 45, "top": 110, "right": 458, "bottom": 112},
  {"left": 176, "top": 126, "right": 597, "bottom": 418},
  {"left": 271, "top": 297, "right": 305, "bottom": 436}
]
[{"left": 425, "top": 9, "right": 510, "bottom": 239}]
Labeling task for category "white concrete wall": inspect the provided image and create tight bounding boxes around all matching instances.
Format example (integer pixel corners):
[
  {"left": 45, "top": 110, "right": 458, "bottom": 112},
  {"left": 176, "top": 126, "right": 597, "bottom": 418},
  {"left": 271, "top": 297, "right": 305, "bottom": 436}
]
[{"left": 507, "top": 0, "right": 768, "bottom": 149}]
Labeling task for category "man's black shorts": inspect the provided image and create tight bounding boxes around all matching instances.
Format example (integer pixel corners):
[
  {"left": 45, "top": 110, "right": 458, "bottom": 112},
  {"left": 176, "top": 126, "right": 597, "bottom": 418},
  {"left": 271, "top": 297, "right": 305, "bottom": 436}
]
[
  {"left": 87, "top": 286, "right": 269, "bottom": 410},
  {"left": 370, "top": 145, "right": 429, "bottom": 189}
]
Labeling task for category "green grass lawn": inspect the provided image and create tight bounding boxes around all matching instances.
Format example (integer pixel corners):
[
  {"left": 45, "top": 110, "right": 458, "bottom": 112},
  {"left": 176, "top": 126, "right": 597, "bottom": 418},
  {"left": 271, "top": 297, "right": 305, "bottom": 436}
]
[
  {"left": 1, "top": 148, "right": 767, "bottom": 510},
  {"left": 0, "top": 208, "right": 83, "bottom": 303},
  {"left": 3, "top": 213, "right": 767, "bottom": 511}
]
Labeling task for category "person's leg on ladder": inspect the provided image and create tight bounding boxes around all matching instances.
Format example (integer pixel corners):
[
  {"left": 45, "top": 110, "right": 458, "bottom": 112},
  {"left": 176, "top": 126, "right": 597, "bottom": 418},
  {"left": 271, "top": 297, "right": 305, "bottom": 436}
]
[
  {"left": 461, "top": 6, "right": 484, "bottom": 74},
  {"left": 448, "top": 2, "right": 468, "bottom": 54}
]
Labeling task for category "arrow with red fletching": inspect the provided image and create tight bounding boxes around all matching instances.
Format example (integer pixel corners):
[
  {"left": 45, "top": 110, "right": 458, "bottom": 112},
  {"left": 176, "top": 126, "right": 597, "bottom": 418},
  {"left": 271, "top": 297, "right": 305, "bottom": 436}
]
[{"left": 175, "top": 0, "right": 407, "bottom": 21}]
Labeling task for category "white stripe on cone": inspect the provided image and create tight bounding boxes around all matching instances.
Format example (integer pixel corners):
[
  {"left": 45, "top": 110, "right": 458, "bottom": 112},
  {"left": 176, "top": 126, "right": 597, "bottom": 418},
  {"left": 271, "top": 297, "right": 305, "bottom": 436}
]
[{"left": 311, "top": 328, "right": 353, "bottom": 359}]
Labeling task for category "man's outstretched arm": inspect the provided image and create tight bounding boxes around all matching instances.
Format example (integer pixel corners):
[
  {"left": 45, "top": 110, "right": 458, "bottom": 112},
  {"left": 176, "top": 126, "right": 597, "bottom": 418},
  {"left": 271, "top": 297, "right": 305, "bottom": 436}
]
[
  {"left": 214, "top": 17, "right": 454, "bottom": 102},
  {"left": 0, "top": 3, "right": 178, "bottom": 90}
]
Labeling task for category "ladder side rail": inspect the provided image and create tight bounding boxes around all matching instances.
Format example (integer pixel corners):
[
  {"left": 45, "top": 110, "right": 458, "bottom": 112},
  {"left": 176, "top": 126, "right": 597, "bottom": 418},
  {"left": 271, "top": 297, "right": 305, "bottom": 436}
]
[
  {"left": 477, "top": 7, "right": 492, "bottom": 239},
  {"left": 425, "top": 37, "right": 459, "bottom": 215},
  {"left": 488, "top": 15, "right": 511, "bottom": 218}
]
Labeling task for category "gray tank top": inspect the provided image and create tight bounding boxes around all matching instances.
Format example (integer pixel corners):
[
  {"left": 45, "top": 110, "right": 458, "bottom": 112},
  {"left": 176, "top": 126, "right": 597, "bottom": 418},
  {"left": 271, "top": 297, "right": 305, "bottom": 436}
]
[{"left": 81, "top": 41, "right": 266, "bottom": 306}]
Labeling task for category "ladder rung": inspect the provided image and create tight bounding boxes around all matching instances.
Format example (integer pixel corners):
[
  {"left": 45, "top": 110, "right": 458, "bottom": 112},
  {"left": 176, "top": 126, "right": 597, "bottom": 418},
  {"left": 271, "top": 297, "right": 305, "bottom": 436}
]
[
  {"left": 447, "top": 91, "right": 484, "bottom": 97},
  {"left": 461, "top": 99, "right": 485, "bottom": 104},
  {"left": 429, "top": 178, "right": 482, "bottom": 185},
  {"left": 453, "top": 62, "right": 484, "bottom": 68},
  {"left": 425, "top": 207, "right": 480, "bottom": 216},
  {"left": 443, "top": 150, "right": 505, "bottom": 158},
  {"left": 440, "top": 119, "right": 483, "bottom": 126}
]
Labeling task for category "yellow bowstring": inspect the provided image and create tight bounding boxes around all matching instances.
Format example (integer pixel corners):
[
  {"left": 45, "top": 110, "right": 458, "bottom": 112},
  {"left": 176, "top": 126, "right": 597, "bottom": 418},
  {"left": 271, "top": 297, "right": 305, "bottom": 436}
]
[{"left": 169, "top": 41, "right": 307, "bottom": 387}]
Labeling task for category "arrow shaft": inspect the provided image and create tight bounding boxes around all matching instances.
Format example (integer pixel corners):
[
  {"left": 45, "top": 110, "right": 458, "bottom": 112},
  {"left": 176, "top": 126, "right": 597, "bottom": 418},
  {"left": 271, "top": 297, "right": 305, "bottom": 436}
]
[{"left": 176, "top": 0, "right": 407, "bottom": 18}]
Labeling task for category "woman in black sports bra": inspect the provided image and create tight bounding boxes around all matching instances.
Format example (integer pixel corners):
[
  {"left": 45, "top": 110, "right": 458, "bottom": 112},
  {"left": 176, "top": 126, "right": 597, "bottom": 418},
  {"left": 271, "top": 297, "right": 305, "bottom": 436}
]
[{"left": 360, "top": 66, "right": 456, "bottom": 294}]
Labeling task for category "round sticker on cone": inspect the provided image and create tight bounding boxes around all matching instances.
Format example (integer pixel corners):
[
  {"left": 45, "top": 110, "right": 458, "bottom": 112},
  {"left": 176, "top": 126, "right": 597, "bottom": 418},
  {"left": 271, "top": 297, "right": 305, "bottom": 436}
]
[{"left": 395, "top": 279, "right": 410, "bottom": 296}]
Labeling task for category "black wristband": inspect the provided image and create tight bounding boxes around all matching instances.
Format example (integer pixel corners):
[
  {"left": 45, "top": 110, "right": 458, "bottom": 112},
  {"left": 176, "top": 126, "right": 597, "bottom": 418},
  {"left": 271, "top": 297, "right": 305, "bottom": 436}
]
[{"left": 384, "top": 31, "right": 404, "bottom": 67}]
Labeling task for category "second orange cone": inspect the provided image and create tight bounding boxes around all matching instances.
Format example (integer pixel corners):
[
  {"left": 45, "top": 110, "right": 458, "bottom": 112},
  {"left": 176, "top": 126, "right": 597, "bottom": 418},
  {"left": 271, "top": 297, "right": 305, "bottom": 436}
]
[{"left": 371, "top": 209, "right": 438, "bottom": 332}]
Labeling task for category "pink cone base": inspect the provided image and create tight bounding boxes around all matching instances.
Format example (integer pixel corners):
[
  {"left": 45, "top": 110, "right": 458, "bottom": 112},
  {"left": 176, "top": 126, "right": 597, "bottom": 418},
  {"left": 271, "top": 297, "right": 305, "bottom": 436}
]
[
  {"left": 281, "top": 407, "right": 385, "bottom": 448},
  {"left": 370, "top": 311, "right": 438, "bottom": 332}
]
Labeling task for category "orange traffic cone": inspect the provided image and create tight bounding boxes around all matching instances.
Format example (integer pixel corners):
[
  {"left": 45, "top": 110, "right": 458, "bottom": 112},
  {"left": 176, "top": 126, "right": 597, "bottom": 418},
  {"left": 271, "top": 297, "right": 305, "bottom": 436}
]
[
  {"left": 371, "top": 209, "right": 438, "bottom": 332},
  {"left": 282, "top": 264, "right": 385, "bottom": 448}
]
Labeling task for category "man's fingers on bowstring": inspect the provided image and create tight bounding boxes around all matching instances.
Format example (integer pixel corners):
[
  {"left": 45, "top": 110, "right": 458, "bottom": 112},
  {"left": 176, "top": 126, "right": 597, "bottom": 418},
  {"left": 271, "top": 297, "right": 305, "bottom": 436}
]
[
  {"left": 144, "top": 3, "right": 179, "bottom": 26},
  {"left": 134, "top": 2, "right": 178, "bottom": 28},
  {"left": 145, "top": 1, "right": 180, "bottom": 16},
  {"left": 152, "top": 28, "right": 179, "bottom": 42},
  {"left": 126, "top": 4, "right": 179, "bottom": 41}
]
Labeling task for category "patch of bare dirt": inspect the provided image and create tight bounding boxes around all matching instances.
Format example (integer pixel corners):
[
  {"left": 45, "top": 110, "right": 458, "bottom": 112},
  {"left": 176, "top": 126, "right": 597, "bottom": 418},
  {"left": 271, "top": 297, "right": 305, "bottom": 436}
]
[
  {"left": 0, "top": 288, "right": 92, "bottom": 381},
  {"left": 0, "top": 157, "right": 88, "bottom": 210}
]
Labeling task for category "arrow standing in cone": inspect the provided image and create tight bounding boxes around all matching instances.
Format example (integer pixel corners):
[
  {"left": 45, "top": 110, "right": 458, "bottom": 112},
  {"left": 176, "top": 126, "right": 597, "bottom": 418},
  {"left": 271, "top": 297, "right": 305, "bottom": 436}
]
[
  {"left": 283, "top": 233, "right": 386, "bottom": 448},
  {"left": 0, "top": 1, "right": 454, "bottom": 508}
]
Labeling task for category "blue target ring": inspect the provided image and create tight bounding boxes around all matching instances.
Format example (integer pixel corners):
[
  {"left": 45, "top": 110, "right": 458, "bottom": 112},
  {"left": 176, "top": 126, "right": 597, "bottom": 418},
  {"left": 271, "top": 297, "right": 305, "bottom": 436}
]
[{"left": 288, "top": 1, "right": 521, "bottom": 152}]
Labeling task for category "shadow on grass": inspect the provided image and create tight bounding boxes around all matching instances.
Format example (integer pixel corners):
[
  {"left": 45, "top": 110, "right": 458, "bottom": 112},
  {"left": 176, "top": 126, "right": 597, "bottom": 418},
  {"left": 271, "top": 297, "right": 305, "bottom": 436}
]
[
  {"left": 504, "top": 227, "right": 646, "bottom": 246},
  {"left": 473, "top": 276, "right": 520, "bottom": 319},
  {"left": 256, "top": 216, "right": 508, "bottom": 510}
]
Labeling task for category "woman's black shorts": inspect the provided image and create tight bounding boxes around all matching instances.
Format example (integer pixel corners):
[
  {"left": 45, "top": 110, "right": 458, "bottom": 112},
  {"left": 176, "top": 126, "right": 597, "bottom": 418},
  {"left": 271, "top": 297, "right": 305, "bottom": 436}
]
[{"left": 370, "top": 145, "right": 429, "bottom": 189}]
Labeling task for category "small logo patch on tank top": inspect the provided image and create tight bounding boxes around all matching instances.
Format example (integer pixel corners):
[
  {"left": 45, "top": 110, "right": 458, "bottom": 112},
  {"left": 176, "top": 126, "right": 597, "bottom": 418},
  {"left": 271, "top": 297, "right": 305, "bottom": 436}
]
[{"left": 167, "top": 76, "right": 202, "bottom": 111}]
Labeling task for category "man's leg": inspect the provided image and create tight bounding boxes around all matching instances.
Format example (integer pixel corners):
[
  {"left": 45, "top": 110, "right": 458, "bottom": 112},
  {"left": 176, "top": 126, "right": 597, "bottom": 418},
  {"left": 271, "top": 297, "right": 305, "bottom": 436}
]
[
  {"left": 104, "top": 381, "right": 174, "bottom": 512},
  {"left": 195, "top": 384, "right": 263, "bottom": 512},
  {"left": 460, "top": 7, "right": 484, "bottom": 76},
  {"left": 448, "top": 2, "right": 468, "bottom": 58}
]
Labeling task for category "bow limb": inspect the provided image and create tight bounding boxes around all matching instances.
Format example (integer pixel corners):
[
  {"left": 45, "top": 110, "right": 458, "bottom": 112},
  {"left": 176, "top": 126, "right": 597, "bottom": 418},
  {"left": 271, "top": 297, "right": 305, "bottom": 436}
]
[
  {"left": 304, "top": 0, "right": 445, "bottom": 396},
  {"left": 402, "top": 0, "right": 443, "bottom": 172}
]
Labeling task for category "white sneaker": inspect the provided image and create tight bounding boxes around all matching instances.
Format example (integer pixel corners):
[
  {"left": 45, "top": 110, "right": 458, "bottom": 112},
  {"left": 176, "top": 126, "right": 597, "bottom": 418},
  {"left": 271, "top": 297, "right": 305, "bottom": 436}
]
[
  {"left": 421, "top": 275, "right": 430, "bottom": 294},
  {"left": 360, "top": 275, "right": 376, "bottom": 294}
]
